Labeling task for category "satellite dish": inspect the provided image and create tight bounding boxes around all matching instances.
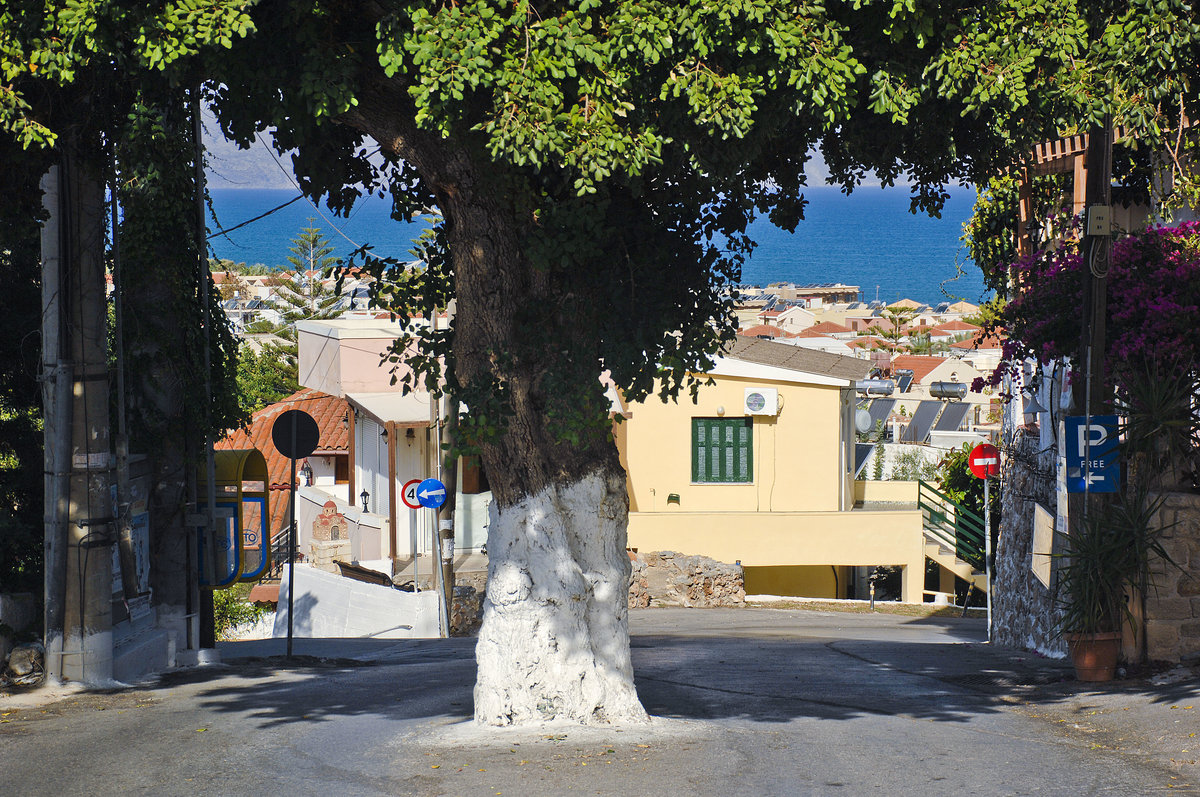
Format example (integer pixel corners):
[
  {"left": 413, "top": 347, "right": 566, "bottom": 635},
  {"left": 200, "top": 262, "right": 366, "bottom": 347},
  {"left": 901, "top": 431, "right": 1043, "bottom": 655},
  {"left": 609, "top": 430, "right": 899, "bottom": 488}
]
[{"left": 855, "top": 408, "right": 873, "bottom": 434}]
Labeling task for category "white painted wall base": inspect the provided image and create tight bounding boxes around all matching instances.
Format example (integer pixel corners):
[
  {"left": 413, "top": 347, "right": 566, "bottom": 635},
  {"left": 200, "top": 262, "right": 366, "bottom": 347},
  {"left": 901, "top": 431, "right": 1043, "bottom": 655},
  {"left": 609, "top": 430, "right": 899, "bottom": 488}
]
[{"left": 274, "top": 564, "right": 440, "bottom": 639}]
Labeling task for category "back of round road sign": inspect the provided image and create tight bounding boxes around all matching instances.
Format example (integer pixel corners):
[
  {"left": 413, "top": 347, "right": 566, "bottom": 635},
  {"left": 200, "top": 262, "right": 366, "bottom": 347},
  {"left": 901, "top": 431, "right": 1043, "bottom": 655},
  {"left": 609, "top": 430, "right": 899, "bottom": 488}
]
[{"left": 272, "top": 409, "right": 319, "bottom": 460}]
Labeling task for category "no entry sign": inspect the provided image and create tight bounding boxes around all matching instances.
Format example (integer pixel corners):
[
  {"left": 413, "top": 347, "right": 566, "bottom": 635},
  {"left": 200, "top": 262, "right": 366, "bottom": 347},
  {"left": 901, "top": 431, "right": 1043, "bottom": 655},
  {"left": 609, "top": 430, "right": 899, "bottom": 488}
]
[{"left": 969, "top": 443, "right": 1000, "bottom": 479}]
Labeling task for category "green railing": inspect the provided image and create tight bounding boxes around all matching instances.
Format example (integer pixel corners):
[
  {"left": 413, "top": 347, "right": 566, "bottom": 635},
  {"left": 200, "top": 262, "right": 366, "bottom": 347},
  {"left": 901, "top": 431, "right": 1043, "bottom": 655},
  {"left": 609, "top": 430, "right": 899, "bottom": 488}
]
[{"left": 918, "top": 480, "right": 986, "bottom": 571}]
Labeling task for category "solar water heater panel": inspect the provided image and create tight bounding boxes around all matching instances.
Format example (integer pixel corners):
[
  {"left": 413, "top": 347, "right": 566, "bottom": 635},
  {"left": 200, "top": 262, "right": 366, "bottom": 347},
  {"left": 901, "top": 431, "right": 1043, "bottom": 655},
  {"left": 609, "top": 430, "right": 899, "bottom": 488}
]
[
  {"left": 901, "top": 401, "right": 942, "bottom": 443},
  {"left": 932, "top": 401, "right": 970, "bottom": 432}
]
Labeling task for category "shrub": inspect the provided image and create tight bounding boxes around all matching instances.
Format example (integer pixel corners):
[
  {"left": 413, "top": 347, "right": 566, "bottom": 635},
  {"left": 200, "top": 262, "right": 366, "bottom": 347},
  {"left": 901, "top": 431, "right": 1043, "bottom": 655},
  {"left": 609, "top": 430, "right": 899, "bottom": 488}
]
[{"left": 212, "top": 583, "right": 269, "bottom": 641}]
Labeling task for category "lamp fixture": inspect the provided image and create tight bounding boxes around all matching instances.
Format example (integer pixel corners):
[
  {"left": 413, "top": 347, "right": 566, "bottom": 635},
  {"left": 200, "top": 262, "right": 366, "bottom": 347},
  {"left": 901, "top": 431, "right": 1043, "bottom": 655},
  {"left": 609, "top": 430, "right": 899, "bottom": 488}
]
[
  {"left": 299, "top": 459, "right": 314, "bottom": 487},
  {"left": 360, "top": 488, "right": 370, "bottom": 513},
  {"left": 1023, "top": 392, "right": 1048, "bottom": 415}
]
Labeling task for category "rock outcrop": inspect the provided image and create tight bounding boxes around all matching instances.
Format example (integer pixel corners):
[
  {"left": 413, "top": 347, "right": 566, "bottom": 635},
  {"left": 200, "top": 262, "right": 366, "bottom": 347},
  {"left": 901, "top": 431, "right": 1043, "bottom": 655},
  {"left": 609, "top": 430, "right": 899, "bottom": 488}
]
[{"left": 627, "top": 551, "right": 745, "bottom": 608}]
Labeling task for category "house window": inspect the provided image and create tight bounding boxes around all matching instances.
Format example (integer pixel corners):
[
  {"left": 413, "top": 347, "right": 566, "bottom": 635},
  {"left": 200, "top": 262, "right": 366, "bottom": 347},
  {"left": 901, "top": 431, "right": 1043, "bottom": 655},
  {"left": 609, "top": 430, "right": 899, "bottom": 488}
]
[{"left": 691, "top": 418, "right": 753, "bottom": 483}]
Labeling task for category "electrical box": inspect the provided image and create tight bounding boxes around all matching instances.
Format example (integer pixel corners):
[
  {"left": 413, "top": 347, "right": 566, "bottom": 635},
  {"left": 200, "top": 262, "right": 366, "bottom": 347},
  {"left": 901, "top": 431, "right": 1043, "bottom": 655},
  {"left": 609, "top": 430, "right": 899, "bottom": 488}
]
[{"left": 1086, "top": 204, "right": 1112, "bottom": 237}]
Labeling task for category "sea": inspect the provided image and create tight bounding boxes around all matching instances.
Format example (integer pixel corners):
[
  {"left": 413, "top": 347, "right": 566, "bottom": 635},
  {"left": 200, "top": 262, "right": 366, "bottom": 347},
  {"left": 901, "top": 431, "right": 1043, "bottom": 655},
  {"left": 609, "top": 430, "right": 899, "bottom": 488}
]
[{"left": 207, "top": 185, "right": 987, "bottom": 306}]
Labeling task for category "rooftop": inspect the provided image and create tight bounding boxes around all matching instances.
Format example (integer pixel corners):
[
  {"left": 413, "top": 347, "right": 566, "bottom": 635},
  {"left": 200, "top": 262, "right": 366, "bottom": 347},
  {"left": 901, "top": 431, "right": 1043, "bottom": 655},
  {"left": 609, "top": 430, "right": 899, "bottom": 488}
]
[{"left": 724, "top": 337, "right": 872, "bottom": 382}]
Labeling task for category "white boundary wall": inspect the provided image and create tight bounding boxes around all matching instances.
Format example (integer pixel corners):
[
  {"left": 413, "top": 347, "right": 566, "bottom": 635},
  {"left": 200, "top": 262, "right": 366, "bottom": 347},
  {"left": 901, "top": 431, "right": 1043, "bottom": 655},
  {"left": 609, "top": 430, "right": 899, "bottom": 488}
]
[{"left": 274, "top": 565, "right": 440, "bottom": 639}]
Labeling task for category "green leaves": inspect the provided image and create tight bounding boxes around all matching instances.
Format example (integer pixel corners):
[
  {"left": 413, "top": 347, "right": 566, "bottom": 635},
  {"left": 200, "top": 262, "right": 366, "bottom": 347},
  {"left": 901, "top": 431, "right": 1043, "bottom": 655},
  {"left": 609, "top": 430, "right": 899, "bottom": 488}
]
[
  {"left": 0, "top": 1, "right": 254, "bottom": 148},
  {"left": 378, "top": 0, "right": 889, "bottom": 194}
]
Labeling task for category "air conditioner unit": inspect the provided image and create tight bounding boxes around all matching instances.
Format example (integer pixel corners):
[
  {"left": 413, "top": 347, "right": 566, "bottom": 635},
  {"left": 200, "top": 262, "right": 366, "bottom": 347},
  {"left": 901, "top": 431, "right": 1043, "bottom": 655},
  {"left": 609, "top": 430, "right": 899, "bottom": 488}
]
[{"left": 744, "top": 387, "right": 779, "bottom": 416}]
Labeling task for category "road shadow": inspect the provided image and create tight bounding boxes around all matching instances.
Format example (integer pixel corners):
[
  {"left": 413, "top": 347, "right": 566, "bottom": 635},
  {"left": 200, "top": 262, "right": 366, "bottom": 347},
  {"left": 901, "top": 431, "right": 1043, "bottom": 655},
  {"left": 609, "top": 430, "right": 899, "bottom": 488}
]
[
  {"left": 630, "top": 634, "right": 1059, "bottom": 724},
  {"left": 113, "top": 615, "right": 1195, "bottom": 732}
]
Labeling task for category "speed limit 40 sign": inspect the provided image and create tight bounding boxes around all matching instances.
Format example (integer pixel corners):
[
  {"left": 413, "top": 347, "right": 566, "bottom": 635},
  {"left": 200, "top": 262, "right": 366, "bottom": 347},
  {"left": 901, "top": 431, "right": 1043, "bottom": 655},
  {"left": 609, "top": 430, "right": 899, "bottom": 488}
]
[{"left": 401, "top": 479, "right": 423, "bottom": 510}]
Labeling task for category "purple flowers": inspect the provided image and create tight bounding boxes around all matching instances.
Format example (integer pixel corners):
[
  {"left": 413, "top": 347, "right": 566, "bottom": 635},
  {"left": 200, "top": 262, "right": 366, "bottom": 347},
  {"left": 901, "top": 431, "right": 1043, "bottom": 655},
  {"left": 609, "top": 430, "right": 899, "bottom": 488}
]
[{"left": 986, "top": 221, "right": 1200, "bottom": 393}]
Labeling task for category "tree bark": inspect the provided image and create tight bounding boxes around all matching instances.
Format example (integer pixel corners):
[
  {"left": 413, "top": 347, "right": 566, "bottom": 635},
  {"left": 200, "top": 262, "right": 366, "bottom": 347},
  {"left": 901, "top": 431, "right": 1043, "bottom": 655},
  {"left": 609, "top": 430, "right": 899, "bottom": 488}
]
[
  {"left": 475, "top": 464, "right": 645, "bottom": 724},
  {"left": 343, "top": 81, "right": 648, "bottom": 724}
]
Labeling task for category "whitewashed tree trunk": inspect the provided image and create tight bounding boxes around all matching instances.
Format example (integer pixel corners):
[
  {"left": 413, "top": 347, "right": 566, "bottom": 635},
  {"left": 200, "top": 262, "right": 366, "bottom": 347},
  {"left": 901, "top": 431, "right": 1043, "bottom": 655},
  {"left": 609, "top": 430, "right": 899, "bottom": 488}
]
[{"left": 474, "top": 467, "right": 648, "bottom": 725}]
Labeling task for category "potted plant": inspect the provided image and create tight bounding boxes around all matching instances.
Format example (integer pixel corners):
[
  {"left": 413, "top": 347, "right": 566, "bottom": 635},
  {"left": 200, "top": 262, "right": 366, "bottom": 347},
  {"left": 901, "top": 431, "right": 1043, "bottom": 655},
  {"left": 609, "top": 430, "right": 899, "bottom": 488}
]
[{"left": 1054, "top": 486, "right": 1175, "bottom": 681}]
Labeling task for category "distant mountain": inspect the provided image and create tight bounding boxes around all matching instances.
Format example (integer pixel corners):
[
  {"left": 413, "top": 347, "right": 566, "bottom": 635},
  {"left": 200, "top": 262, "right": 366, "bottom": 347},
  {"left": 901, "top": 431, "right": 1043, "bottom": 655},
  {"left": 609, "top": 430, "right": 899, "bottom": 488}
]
[{"left": 202, "top": 108, "right": 296, "bottom": 190}]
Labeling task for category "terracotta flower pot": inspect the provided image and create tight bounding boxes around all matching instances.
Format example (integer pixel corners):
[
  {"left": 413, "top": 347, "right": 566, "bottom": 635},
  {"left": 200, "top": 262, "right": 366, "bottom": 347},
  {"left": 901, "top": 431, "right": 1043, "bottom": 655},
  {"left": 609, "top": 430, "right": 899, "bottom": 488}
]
[{"left": 1065, "top": 632, "right": 1122, "bottom": 682}]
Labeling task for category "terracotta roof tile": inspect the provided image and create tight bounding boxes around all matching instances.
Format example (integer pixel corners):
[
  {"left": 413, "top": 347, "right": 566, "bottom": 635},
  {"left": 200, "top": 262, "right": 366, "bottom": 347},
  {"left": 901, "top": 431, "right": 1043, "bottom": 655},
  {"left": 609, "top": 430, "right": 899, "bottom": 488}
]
[
  {"left": 738, "top": 324, "right": 791, "bottom": 338},
  {"left": 931, "top": 319, "right": 982, "bottom": 333},
  {"left": 217, "top": 388, "right": 350, "bottom": 537},
  {"left": 951, "top": 331, "right": 1006, "bottom": 349},
  {"left": 890, "top": 355, "right": 947, "bottom": 384},
  {"left": 808, "top": 321, "right": 851, "bottom": 334}
]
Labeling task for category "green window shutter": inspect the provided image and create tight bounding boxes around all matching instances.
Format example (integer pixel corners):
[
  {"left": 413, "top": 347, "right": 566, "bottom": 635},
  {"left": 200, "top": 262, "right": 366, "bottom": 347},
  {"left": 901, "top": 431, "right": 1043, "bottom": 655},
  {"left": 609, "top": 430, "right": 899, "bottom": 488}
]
[{"left": 691, "top": 418, "right": 752, "bottom": 483}]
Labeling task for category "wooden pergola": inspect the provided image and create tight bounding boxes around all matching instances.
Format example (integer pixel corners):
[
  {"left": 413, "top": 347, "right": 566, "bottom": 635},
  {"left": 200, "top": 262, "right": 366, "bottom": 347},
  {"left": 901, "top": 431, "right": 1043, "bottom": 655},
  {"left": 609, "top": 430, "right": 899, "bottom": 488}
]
[{"left": 1016, "top": 120, "right": 1194, "bottom": 256}]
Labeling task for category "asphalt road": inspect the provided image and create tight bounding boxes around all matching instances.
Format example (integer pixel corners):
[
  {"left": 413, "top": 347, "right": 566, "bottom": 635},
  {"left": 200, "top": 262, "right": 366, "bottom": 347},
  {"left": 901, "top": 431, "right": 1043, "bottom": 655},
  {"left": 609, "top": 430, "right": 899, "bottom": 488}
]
[{"left": 0, "top": 607, "right": 1192, "bottom": 796}]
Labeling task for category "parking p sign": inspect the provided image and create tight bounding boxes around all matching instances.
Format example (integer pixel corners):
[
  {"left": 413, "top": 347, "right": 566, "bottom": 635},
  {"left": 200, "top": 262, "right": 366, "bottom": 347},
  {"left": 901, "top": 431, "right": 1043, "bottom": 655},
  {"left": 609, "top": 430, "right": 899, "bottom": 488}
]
[{"left": 1065, "top": 415, "right": 1119, "bottom": 493}]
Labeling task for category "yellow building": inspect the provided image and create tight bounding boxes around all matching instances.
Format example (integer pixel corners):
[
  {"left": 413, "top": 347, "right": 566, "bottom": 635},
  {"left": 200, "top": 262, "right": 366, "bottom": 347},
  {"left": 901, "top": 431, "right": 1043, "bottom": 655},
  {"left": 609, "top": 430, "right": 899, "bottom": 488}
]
[{"left": 616, "top": 337, "right": 933, "bottom": 603}]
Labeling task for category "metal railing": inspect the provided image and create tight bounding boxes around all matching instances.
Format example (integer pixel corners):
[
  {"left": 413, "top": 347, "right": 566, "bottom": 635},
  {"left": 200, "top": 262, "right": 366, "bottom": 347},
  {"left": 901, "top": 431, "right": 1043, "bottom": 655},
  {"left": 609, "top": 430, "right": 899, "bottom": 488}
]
[
  {"left": 918, "top": 480, "right": 986, "bottom": 571},
  {"left": 265, "top": 525, "right": 304, "bottom": 581}
]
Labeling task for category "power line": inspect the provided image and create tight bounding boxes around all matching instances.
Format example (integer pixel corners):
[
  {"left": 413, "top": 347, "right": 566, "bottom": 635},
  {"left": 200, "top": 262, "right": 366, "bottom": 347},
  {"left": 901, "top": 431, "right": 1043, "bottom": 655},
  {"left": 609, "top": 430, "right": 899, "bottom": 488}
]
[
  {"left": 207, "top": 194, "right": 305, "bottom": 241},
  {"left": 256, "top": 134, "right": 366, "bottom": 251}
]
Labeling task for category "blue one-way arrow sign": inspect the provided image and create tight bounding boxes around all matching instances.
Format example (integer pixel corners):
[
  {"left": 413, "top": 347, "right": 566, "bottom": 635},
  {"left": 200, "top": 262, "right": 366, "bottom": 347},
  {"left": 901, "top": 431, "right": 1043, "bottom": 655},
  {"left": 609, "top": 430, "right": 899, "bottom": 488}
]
[
  {"left": 416, "top": 477, "right": 448, "bottom": 509},
  {"left": 1065, "top": 415, "right": 1119, "bottom": 493}
]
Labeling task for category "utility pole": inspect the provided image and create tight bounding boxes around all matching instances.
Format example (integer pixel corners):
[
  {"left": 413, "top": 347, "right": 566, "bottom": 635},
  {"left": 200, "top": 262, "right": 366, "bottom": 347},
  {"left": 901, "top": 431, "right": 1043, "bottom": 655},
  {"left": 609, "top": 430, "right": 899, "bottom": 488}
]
[
  {"left": 1063, "top": 120, "right": 1113, "bottom": 649},
  {"left": 430, "top": 300, "right": 458, "bottom": 633},
  {"left": 1073, "top": 119, "right": 1113, "bottom": 495},
  {"left": 41, "top": 165, "right": 71, "bottom": 682},
  {"left": 438, "top": 390, "right": 459, "bottom": 632},
  {"left": 44, "top": 144, "right": 115, "bottom": 683}
]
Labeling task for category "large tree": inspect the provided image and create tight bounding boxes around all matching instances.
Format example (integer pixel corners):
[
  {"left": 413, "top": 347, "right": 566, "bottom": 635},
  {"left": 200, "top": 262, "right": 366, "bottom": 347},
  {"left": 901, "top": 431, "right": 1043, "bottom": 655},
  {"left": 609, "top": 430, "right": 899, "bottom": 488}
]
[
  {"left": 199, "top": 0, "right": 1200, "bottom": 725},
  {"left": 7, "top": 0, "right": 1200, "bottom": 719}
]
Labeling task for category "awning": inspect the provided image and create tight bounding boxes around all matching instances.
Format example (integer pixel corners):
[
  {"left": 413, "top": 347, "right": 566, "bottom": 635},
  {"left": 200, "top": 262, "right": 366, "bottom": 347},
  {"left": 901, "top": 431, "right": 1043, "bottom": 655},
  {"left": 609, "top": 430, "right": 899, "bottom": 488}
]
[{"left": 346, "top": 391, "right": 435, "bottom": 428}]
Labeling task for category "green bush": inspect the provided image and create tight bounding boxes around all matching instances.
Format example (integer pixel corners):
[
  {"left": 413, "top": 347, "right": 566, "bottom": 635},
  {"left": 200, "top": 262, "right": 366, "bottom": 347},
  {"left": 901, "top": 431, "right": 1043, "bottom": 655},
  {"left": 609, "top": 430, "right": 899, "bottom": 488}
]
[
  {"left": 890, "top": 448, "right": 937, "bottom": 481},
  {"left": 212, "top": 583, "right": 269, "bottom": 641}
]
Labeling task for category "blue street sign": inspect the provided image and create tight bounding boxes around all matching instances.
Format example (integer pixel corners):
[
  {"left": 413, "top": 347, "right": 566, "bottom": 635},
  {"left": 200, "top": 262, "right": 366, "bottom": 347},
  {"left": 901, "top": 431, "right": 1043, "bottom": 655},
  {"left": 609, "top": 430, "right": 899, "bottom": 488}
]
[
  {"left": 1065, "top": 415, "right": 1120, "bottom": 493},
  {"left": 416, "top": 477, "right": 448, "bottom": 509}
]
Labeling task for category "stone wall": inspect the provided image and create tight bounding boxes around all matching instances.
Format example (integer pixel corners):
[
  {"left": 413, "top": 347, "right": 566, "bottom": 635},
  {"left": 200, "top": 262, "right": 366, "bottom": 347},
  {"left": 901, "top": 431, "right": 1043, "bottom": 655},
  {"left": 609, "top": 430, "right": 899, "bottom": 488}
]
[
  {"left": 451, "top": 585, "right": 483, "bottom": 637},
  {"left": 993, "top": 433, "right": 1065, "bottom": 656},
  {"left": 627, "top": 551, "right": 745, "bottom": 608},
  {"left": 309, "top": 539, "right": 350, "bottom": 573},
  {"left": 1146, "top": 492, "right": 1200, "bottom": 662}
]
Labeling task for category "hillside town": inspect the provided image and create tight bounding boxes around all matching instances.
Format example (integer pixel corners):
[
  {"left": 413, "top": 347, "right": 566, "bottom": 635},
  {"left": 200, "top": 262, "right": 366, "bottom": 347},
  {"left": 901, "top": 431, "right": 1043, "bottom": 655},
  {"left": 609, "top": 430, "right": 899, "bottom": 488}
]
[{"left": 3, "top": 4, "right": 1200, "bottom": 793}]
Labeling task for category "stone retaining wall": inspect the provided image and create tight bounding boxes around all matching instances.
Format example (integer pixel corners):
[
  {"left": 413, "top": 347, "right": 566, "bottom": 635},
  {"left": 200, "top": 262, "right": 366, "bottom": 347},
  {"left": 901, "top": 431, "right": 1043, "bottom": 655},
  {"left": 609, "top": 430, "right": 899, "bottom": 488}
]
[
  {"left": 627, "top": 550, "right": 745, "bottom": 608},
  {"left": 451, "top": 585, "right": 484, "bottom": 637},
  {"left": 995, "top": 429, "right": 1200, "bottom": 664},
  {"left": 993, "top": 434, "right": 1065, "bottom": 656},
  {"left": 1147, "top": 492, "right": 1200, "bottom": 662}
]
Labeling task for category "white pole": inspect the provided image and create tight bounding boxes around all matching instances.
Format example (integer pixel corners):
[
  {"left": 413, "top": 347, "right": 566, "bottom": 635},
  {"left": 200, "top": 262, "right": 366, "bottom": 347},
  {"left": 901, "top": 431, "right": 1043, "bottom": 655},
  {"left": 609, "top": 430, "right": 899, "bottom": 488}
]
[
  {"left": 434, "top": 508, "right": 449, "bottom": 637},
  {"left": 984, "top": 477, "right": 992, "bottom": 643},
  {"left": 409, "top": 507, "right": 419, "bottom": 591}
]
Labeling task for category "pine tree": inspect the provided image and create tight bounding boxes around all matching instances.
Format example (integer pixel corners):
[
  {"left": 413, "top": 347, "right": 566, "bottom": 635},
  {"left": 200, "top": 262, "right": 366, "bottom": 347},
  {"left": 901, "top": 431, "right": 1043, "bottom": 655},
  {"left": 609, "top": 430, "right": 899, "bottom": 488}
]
[
  {"left": 286, "top": 219, "right": 338, "bottom": 283},
  {"left": 234, "top": 223, "right": 344, "bottom": 414},
  {"left": 268, "top": 222, "right": 344, "bottom": 356}
]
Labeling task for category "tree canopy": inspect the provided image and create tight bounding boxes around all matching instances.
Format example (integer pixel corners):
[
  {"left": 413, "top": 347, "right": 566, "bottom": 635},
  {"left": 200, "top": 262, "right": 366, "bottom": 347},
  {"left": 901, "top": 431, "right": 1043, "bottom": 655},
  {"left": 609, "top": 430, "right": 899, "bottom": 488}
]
[{"left": 7, "top": 0, "right": 1200, "bottom": 723}]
